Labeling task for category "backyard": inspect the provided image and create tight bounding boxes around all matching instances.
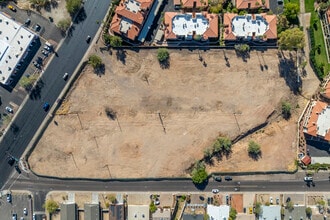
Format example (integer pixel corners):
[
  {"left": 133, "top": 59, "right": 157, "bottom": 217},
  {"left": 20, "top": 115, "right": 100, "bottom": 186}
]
[{"left": 28, "top": 47, "right": 319, "bottom": 178}]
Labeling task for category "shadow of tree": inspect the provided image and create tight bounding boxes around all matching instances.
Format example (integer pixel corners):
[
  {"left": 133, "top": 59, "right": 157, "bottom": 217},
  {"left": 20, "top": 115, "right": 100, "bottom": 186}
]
[
  {"left": 116, "top": 50, "right": 127, "bottom": 64},
  {"left": 29, "top": 79, "right": 44, "bottom": 100},
  {"left": 73, "top": 7, "right": 87, "bottom": 24},
  {"left": 94, "top": 64, "right": 105, "bottom": 76},
  {"left": 235, "top": 50, "right": 250, "bottom": 62},
  {"left": 193, "top": 179, "right": 208, "bottom": 190},
  {"left": 159, "top": 59, "right": 170, "bottom": 69},
  {"left": 248, "top": 151, "right": 262, "bottom": 161}
]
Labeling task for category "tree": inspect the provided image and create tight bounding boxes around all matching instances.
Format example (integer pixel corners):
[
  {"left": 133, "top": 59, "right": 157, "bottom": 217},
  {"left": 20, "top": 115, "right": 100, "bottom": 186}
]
[
  {"left": 287, "top": 201, "right": 294, "bottom": 211},
  {"left": 278, "top": 28, "right": 305, "bottom": 50},
  {"left": 283, "top": 3, "right": 299, "bottom": 21},
  {"left": 248, "top": 140, "right": 261, "bottom": 156},
  {"left": 157, "top": 48, "right": 169, "bottom": 62},
  {"left": 103, "top": 34, "right": 111, "bottom": 45},
  {"left": 218, "top": 137, "right": 232, "bottom": 152},
  {"left": 281, "top": 101, "right": 291, "bottom": 119},
  {"left": 29, "top": 0, "right": 47, "bottom": 7},
  {"left": 44, "top": 200, "right": 59, "bottom": 214},
  {"left": 305, "top": 207, "right": 312, "bottom": 218},
  {"left": 107, "top": 194, "right": 117, "bottom": 204},
  {"left": 229, "top": 207, "right": 237, "bottom": 220},
  {"left": 57, "top": 18, "right": 71, "bottom": 31},
  {"left": 277, "top": 15, "right": 289, "bottom": 33},
  {"left": 149, "top": 201, "right": 157, "bottom": 213},
  {"left": 19, "top": 74, "right": 38, "bottom": 91},
  {"left": 110, "top": 36, "right": 123, "bottom": 47},
  {"left": 234, "top": 44, "right": 250, "bottom": 53},
  {"left": 66, "top": 0, "right": 82, "bottom": 15},
  {"left": 254, "top": 202, "right": 262, "bottom": 217},
  {"left": 88, "top": 54, "right": 103, "bottom": 69},
  {"left": 191, "top": 161, "right": 208, "bottom": 184}
]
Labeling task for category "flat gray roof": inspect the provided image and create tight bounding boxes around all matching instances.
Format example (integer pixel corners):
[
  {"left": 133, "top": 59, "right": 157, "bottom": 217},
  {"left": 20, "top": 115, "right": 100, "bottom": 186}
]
[
  {"left": 84, "top": 204, "right": 100, "bottom": 220},
  {"left": 60, "top": 203, "right": 76, "bottom": 220}
]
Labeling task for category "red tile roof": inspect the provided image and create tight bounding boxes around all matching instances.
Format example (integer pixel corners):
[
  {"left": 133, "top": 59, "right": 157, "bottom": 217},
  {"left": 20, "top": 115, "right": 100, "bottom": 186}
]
[
  {"left": 181, "top": 0, "right": 207, "bottom": 8},
  {"left": 223, "top": 13, "right": 277, "bottom": 41},
  {"left": 327, "top": 8, "right": 330, "bottom": 24},
  {"left": 109, "top": 0, "right": 153, "bottom": 41},
  {"left": 235, "top": 0, "right": 269, "bottom": 9},
  {"left": 322, "top": 81, "right": 330, "bottom": 100},
  {"left": 164, "top": 12, "right": 218, "bottom": 40},
  {"left": 304, "top": 101, "right": 330, "bottom": 141},
  {"left": 301, "top": 155, "right": 311, "bottom": 166}
]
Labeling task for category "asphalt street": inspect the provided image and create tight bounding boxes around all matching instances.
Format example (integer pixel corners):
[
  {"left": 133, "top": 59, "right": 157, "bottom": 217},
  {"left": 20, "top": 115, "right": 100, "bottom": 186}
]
[{"left": 0, "top": 0, "right": 111, "bottom": 189}]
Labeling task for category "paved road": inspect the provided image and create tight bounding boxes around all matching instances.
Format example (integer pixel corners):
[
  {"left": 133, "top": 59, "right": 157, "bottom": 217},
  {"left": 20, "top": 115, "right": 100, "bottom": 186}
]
[{"left": 0, "top": 0, "right": 111, "bottom": 189}]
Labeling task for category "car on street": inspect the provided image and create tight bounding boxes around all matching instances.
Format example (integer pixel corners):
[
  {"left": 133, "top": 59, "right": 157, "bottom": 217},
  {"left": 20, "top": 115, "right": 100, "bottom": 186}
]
[
  {"left": 63, "top": 72, "right": 69, "bottom": 81},
  {"left": 15, "top": 164, "right": 21, "bottom": 174},
  {"left": 12, "top": 213, "right": 17, "bottom": 220},
  {"left": 25, "top": 18, "right": 31, "bottom": 26},
  {"left": 6, "top": 106, "right": 14, "bottom": 113},
  {"left": 304, "top": 176, "right": 313, "bottom": 182},
  {"left": 7, "top": 193, "right": 12, "bottom": 203},
  {"left": 225, "top": 176, "right": 232, "bottom": 181},
  {"left": 8, "top": 5, "right": 16, "bottom": 12},
  {"left": 33, "top": 24, "right": 41, "bottom": 32},
  {"left": 213, "top": 175, "right": 222, "bottom": 182},
  {"left": 7, "top": 157, "right": 15, "bottom": 166},
  {"left": 43, "top": 102, "right": 50, "bottom": 111},
  {"left": 212, "top": 189, "right": 219, "bottom": 194},
  {"left": 23, "top": 208, "right": 28, "bottom": 215},
  {"left": 86, "top": 35, "right": 91, "bottom": 43}
]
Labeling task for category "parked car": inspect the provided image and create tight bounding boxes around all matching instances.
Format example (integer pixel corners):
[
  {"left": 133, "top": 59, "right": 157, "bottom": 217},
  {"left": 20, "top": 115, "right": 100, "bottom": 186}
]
[
  {"left": 33, "top": 214, "right": 36, "bottom": 220},
  {"left": 36, "top": 56, "right": 43, "bottom": 64},
  {"left": 212, "top": 189, "right": 219, "bottom": 194},
  {"left": 15, "top": 164, "right": 21, "bottom": 174},
  {"left": 7, "top": 193, "right": 12, "bottom": 203},
  {"left": 270, "top": 197, "right": 273, "bottom": 204},
  {"left": 7, "top": 157, "right": 15, "bottom": 166},
  {"left": 213, "top": 175, "right": 222, "bottom": 182},
  {"left": 225, "top": 176, "right": 232, "bottom": 181},
  {"left": 6, "top": 106, "right": 14, "bottom": 113},
  {"left": 8, "top": 5, "right": 16, "bottom": 12},
  {"left": 23, "top": 208, "right": 28, "bottom": 215},
  {"left": 12, "top": 213, "right": 17, "bottom": 220},
  {"left": 25, "top": 18, "right": 31, "bottom": 26},
  {"left": 33, "top": 24, "right": 41, "bottom": 32},
  {"left": 43, "top": 102, "right": 50, "bottom": 111},
  {"left": 304, "top": 176, "right": 313, "bottom": 182},
  {"left": 43, "top": 45, "right": 52, "bottom": 51},
  {"left": 32, "top": 61, "right": 41, "bottom": 69},
  {"left": 41, "top": 50, "right": 49, "bottom": 56},
  {"left": 86, "top": 35, "right": 91, "bottom": 43},
  {"left": 63, "top": 73, "right": 69, "bottom": 81}
]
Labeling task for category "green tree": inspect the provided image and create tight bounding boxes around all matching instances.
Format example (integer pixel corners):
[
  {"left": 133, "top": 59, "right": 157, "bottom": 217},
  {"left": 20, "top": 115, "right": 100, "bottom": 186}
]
[
  {"left": 248, "top": 140, "right": 261, "bottom": 156},
  {"left": 283, "top": 3, "right": 299, "bottom": 20},
  {"left": 218, "top": 137, "right": 232, "bottom": 152},
  {"left": 157, "top": 48, "right": 169, "bottom": 62},
  {"left": 229, "top": 207, "right": 237, "bottom": 220},
  {"left": 103, "top": 34, "right": 111, "bottom": 45},
  {"left": 234, "top": 44, "right": 250, "bottom": 53},
  {"left": 255, "top": 202, "right": 262, "bottom": 217},
  {"left": 110, "top": 35, "right": 123, "bottom": 47},
  {"left": 66, "top": 0, "right": 82, "bottom": 15},
  {"left": 191, "top": 161, "right": 208, "bottom": 184},
  {"left": 44, "top": 200, "right": 59, "bottom": 214},
  {"left": 57, "top": 18, "right": 71, "bottom": 31},
  {"left": 107, "top": 194, "right": 117, "bottom": 204},
  {"left": 29, "top": 0, "right": 47, "bottom": 7},
  {"left": 88, "top": 54, "right": 103, "bottom": 69},
  {"left": 305, "top": 207, "right": 312, "bottom": 218},
  {"left": 149, "top": 201, "right": 157, "bottom": 213},
  {"left": 281, "top": 101, "right": 291, "bottom": 119},
  {"left": 287, "top": 201, "right": 294, "bottom": 211},
  {"left": 277, "top": 15, "right": 289, "bottom": 33},
  {"left": 278, "top": 28, "right": 305, "bottom": 50}
]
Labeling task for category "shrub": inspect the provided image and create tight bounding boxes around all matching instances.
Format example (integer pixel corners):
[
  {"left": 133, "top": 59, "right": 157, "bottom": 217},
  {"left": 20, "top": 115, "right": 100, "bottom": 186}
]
[
  {"left": 88, "top": 54, "right": 103, "bottom": 69},
  {"left": 157, "top": 48, "right": 169, "bottom": 62},
  {"left": 281, "top": 101, "right": 291, "bottom": 119},
  {"left": 248, "top": 140, "right": 261, "bottom": 156},
  {"left": 191, "top": 161, "right": 208, "bottom": 184},
  {"left": 44, "top": 200, "right": 59, "bottom": 214},
  {"left": 66, "top": 0, "right": 82, "bottom": 15}
]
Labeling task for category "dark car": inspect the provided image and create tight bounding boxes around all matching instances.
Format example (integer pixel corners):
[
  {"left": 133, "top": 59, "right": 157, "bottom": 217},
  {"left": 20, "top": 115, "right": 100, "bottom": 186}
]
[
  {"left": 33, "top": 24, "right": 41, "bottom": 32},
  {"left": 7, "top": 157, "right": 15, "bottom": 166},
  {"left": 7, "top": 193, "right": 12, "bottom": 203},
  {"left": 86, "top": 35, "right": 91, "bottom": 43},
  {"left": 213, "top": 176, "right": 222, "bottom": 182},
  {"left": 12, "top": 213, "right": 17, "bottom": 220},
  {"left": 43, "top": 102, "right": 50, "bottom": 111},
  {"left": 25, "top": 18, "right": 31, "bottom": 26},
  {"left": 225, "top": 176, "right": 232, "bottom": 181},
  {"left": 14, "top": 164, "right": 21, "bottom": 174},
  {"left": 36, "top": 56, "right": 43, "bottom": 64}
]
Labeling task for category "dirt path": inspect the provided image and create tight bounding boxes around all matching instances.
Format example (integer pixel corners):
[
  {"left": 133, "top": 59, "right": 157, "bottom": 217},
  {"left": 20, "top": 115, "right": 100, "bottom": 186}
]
[{"left": 28, "top": 48, "right": 318, "bottom": 178}]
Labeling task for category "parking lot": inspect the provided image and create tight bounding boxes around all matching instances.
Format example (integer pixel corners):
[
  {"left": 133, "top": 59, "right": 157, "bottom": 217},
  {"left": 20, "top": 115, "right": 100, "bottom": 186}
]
[{"left": 0, "top": 191, "right": 32, "bottom": 220}]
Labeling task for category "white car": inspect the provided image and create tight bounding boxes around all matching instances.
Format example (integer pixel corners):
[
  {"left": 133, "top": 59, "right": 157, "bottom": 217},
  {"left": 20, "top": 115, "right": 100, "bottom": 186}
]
[
  {"left": 212, "top": 189, "right": 219, "bottom": 194},
  {"left": 23, "top": 208, "right": 27, "bottom": 215},
  {"left": 63, "top": 73, "right": 69, "bottom": 80},
  {"left": 304, "top": 176, "right": 313, "bottom": 182},
  {"left": 6, "top": 106, "right": 14, "bottom": 113},
  {"left": 270, "top": 197, "right": 273, "bottom": 204}
]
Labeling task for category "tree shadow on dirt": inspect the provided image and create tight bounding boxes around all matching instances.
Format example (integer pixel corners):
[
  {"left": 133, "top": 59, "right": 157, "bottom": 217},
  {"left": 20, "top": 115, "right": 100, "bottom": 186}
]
[
  {"left": 235, "top": 50, "right": 250, "bottom": 62},
  {"left": 278, "top": 51, "right": 302, "bottom": 95},
  {"left": 94, "top": 64, "right": 105, "bottom": 77},
  {"left": 29, "top": 79, "right": 44, "bottom": 100},
  {"left": 105, "top": 107, "right": 117, "bottom": 120},
  {"left": 248, "top": 151, "right": 262, "bottom": 161},
  {"left": 116, "top": 50, "right": 127, "bottom": 65},
  {"left": 159, "top": 59, "right": 170, "bottom": 69}
]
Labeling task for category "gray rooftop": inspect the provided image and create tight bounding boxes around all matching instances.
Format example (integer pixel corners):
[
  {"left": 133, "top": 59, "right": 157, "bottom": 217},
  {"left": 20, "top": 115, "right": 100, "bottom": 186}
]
[
  {"left": 283, "top": 206, "right": 307, "bottom": 220},
  {"left": 60, "top": 203, "right": 76, "bottom": 220},
  {"left": 84, "top": 204, "right": 100, "bottom": 220},
  {"left": 182, "top": 214, "right": 204, "bottom": 220},
  {"left": 109, "top": 204, "right": 125, "bottom": 220}
]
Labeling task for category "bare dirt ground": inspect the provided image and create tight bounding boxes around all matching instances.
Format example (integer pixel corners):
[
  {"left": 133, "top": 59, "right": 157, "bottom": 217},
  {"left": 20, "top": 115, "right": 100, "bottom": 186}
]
[{"left": 28, "top": 47, "right": 319, "bottom": 178}]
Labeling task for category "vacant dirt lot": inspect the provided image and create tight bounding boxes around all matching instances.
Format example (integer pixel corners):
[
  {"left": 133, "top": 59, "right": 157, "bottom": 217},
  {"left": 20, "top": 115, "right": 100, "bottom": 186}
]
[{"left": 29, "top": 48, "right": 311, "bottom": 178}]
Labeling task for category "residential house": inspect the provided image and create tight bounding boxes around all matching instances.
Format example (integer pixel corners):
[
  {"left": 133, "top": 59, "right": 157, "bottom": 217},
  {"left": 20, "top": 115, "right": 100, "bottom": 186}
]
[
  {"left": 321, "top": 81, "right": 330, "bottom": 101},
  {"left": 258, "top": 205, "right": 281, "bottom": 220},
  {"left": 84, "top": 204, "right": 100, "bottom": 220},
  {"left": 127, "top": 205, "right": 149, "bottom": 220},
  {"left": 283, "top": 206, "right": 307, "bottom": 220},
  {"left": 223, "top": 13, "right": 277, "bottom": 42},
  {"left": 207, "top": 205, "right": 230, "bottom": 220},
  {"left": 233, "top": 0, "right": 269, "bottom": 10},
  {"left": 303, "top": 100, "right": 330, "bottom": 145},
  {"left": 152, "top": 207, "right": 171, "bottom": 220},
  {"left": 60, "top": 203, "right": 77, "bottom": 220},
  {"left": 181, "top": 0, "right": 208, "bottom": 10},
  {"left": 109, "top": 204, "right": 125, "bottom": 220},
  {"left": 164, "top": 12, "right": 218, "bottom": 41},
  {"left": 110, "top": 0, "right": 154, "bottom": 42},
  {"left": 182, "top": 213, "right": 204, "bottom": 220}
]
